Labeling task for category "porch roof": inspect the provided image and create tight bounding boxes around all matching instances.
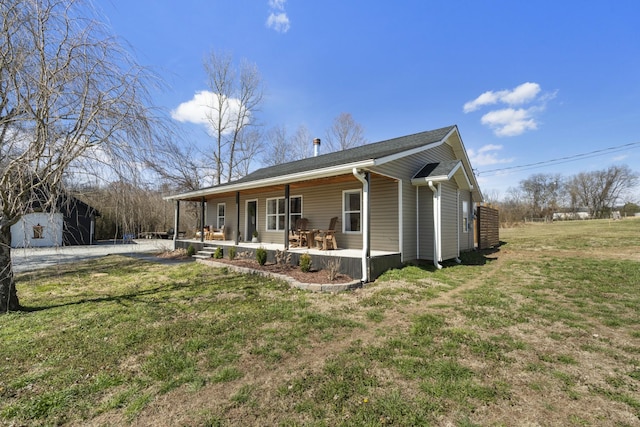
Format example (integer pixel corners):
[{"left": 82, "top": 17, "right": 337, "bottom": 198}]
[{"left": 165, "top": 125, "right": 457, "bottom": 202}]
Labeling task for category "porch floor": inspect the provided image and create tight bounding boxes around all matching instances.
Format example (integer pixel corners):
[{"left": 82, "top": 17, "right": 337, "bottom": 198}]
[{"left": 177, "top": 239, "right": 398, "bottom": 259}]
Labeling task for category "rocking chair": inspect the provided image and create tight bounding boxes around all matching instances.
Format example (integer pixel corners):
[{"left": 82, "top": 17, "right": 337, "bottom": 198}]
[{"left": 314, "top": 216, "right": 338, "bottom": 250}]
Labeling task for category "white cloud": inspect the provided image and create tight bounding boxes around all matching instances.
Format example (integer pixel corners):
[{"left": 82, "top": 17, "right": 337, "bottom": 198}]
[
  {"left": 266, "top": 0, "right": 290, "bottom": 33},
  {"left": 612, "top": 154, "right": 629, "bottom": 162},
  {"left": 464, "top": 82, "right": 555, "bottom": 137},
  {"left": 467, "top": 144, "right": 514, "bottom": 166},
  {"left": 266, "top": 12, "right": 290, "bottom": 33},
  {"left": 269, "top": 0, "right": 286, "bottom": 10},
  {"left": 480, "top": 108, "right": 538, "bottom": 137},
  {"left": 171, "top": 90, "right": 245, "bottom": 135},
  {"left": 464, "top": 82, "right": 541, "bottom": 113}
]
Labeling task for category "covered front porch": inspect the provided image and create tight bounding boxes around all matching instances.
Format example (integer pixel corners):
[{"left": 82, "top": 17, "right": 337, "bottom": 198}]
[{"left": 174, "top": 238, "right": 402, "bottom": 282}]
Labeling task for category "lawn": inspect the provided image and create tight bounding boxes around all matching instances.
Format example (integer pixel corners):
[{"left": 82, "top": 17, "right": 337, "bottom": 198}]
[{"left": 1, "top": 218, "right": 639, "bottom": 426}]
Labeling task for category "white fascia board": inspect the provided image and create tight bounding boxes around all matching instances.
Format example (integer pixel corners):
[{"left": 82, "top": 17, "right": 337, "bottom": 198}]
[
  {"left": 163, "top": 160, "right": 375, "bottom": 201},
  {"left": 411, "top": 175, "right": 448, "bottom": 186}
]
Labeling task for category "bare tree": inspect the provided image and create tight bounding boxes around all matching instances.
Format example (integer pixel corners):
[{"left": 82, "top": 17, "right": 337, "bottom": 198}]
[
  {"left": 324, "top": 112, "right": 366, "bottom": 152},
  {"left": 0, "top": 0, "right": 164, "bottom": 312},
  {"left": 203, "top": 50, "right": 264, "bottom": 184},
  {"left": 519, "top": 173, "right": 562, "bottom": 220},
  {"left": 262, "top": 124, "right": 311, "bottom": 166},
  {"left": 566, "top": 165, "right": 638, "bottom": 218}
]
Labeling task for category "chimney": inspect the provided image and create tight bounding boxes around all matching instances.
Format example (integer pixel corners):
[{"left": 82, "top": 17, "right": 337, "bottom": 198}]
[{"left": 313, "top": 138, "right": 321, "bottom": 157}]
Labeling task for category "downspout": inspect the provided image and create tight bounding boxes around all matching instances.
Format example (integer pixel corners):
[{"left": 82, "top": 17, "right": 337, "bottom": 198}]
[
  {"left": 428, "top": 181, "right": 442, "bottom": 269},
  {"left": 455, "top": 190, "right": 461, "bottom": 264},
  {"left": 353, "top": 168, "right": 370, "bottom": 283}
]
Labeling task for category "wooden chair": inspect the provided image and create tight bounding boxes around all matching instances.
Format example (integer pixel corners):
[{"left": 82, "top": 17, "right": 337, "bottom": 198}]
[
  {"left": 314, "top": 217, "right": 338, "bottom": 250},
  {"left": 289, "top": 218, "right": 309, "bottom": 248}
]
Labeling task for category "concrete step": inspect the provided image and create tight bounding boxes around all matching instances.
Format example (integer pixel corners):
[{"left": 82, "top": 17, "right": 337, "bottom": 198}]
[{"left": 193, "top": 248, "right": 218, "bottom": 259}]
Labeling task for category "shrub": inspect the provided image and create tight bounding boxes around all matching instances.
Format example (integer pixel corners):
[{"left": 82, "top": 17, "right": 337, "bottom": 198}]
[
  {"left": 275, "top": 249, "right": 291, "bottom": 266},
  {"left": 213, "top": 247, "right": 223, "bottom": 259},
  {"left": 228, "top": 246, "right": 237, "bottom": 260},
  {"left": 256, "top": 247, "right": 267, "bottom": 265},
  {"left": 324, "top": 257, "right": 341, "bottom": 281},
  {"left": 186, "top": 245, "right": 196, "bottom": 257},
  {"left": 299, "top": 253, "right": 312, "bottom": 272}
]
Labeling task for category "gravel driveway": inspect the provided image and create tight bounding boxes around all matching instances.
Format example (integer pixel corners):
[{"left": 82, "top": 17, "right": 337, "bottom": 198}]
[{"left": 11, "top": 239, "right": 177, "bottom": 273}]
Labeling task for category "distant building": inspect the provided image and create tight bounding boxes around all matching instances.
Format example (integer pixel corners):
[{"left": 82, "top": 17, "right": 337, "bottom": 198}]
[{"left": 10, "top": 195, "right": 99, "bottom": 248}]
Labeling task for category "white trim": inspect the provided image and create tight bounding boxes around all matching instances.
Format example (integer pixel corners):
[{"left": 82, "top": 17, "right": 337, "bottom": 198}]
[
  {"left": 342, "top": 189, "right": 362, "bottom": 234},
  {"left": 416, "top": 186, "right": 420, "bottom": 260},
  {"left": 164, "top": 160, "right": 375, "bottom": 201}
]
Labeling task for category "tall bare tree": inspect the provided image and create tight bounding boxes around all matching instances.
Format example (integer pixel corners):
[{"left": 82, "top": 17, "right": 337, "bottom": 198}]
[
  {"left": 519, "top": 173, "right": 562, "bottom": 220},
  {"left": 0, "top": 0, "right": 164, "bottom": 312},
  {"left": 203, "top": 50, "right": 264, "bottom": 184},
  {"left": 566, "top": 165, "right": 638, "bottom": 218},
  {"left": 324, "top": 112, "right": 366, "bottom": 152},
  {"left": 262, "top": 124, "right": 311, "bottom": 166}
]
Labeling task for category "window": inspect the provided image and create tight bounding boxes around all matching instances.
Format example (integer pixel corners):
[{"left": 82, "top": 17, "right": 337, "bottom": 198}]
[
  {"left": 266, "top": 198, "right": 285, "bottom": 231},
  {"left": 462, "top": 200, "right": 469, "bottom": 233},
  {"left": 343, "top": 190, "right": 361, "bottom": 233},
  {"left": 217, "top": 203, "right": 226, "bottom": 229},
  {"left": 267, "top": 196, "right": 302, "bottom": 231},
  {"left": 33, "top": 223, "right": 44, "bottom": 239},
  {"left": 289, "top": 196, "right": 302, "bottom": 229}
]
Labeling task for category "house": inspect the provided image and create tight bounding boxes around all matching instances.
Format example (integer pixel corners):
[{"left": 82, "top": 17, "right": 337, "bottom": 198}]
[
  {"left": 10, "top": 195, "right": 99, "bottom": 248},
  {"left": 165, "top": 125, "right": 483, "bottom": 282}
]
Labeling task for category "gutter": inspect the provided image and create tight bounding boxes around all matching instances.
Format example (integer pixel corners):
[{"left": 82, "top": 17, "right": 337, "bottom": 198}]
[
  {"left": 353, "top": 168, "right": 370, "bottom": 283},
  {"left": 428, "top": 180, "right": 443, "bottom": 269}
]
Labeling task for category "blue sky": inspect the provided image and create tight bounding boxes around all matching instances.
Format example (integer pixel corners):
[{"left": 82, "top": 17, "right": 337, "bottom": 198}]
[{"left": 96, "top": 0, "right": 640, "bottom": 199}]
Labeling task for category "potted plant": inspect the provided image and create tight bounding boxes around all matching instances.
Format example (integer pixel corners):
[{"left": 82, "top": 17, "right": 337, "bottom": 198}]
[{"left": 251, "top": 230, "right": 259, "bottom": 243}]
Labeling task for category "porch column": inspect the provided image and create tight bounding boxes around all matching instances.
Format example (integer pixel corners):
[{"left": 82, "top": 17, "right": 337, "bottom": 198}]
[
  {"left": 200, "top": 197, "right": 205, "bottom": 243},
  {"left": 284, "top": 184, "right": 290, "bottom": 249},
  {"left": 235, "top": 191, "right": 240, "bottom": 245},
  {"left": 173, "top": 200, "right": 180, "bottom": 249}
]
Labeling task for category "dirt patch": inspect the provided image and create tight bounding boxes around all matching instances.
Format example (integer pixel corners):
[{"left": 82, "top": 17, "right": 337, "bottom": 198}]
[{"left": 206, "top": 257, "right": 355, "bottom": 285}]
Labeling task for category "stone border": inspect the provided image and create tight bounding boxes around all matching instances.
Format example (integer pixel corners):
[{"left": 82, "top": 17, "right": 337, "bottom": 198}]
[{"left": 196, "top": 258, "right": 363, "bottom": 292}]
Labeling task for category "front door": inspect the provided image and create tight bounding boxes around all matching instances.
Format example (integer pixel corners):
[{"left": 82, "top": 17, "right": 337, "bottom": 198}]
[{"left": 246, "top": 200, "right": 257, "bottom": 242}]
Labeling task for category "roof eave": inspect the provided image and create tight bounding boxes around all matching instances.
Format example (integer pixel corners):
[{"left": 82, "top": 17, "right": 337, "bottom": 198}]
[{"left": 163, "top": 159, "right": 376, "bottom": 201}]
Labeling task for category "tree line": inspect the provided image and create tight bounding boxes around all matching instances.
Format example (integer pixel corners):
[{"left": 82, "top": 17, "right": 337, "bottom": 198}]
[{"left": 492, "top": 165, "right": 639, "bottom": 226}]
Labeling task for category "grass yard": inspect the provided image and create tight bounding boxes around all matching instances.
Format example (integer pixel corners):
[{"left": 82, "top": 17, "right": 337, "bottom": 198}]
[{"left": 1, "top": 218, "right": 639, "bottom": 426}]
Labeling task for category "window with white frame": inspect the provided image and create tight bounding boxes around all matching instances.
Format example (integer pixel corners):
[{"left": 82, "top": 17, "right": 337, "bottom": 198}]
[
  {"left": 462, "top": 200, "right": 469, "bottom": 233},
  {"left": 267, "top": 196, "right": 302, "bottom": 231},
  {"left": 217, "top": 203, "right": 226, "bottom": 229},
  {"left": 290, "top": 196, "right": 302, "bottom": 229},
  {"left": 343, "top": 189, "right": 361, "bottom": 233}
]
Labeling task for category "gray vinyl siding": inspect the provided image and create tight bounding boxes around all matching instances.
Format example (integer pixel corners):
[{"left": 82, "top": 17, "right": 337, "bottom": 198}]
[
  {"left": 418, "top": 186, "right": 434, "bottom": 260},
  {"left": 441, "top": 181, "right": 459, "bottom": 260},
  {"left": 372, "top": 142, "right": 456, "bottom": 259},
  {"left": 369, "top": 175, "right": 400, "bottom": 252}
]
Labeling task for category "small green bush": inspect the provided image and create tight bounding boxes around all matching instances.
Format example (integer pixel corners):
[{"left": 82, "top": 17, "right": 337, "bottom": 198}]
[
  {"left": 186, "top": 245, "right": 196, "bottom": 257},
  {"left": 228, "top": 246, "right": 237, "bottom": 260},
  {"left": 256, "top": 247, "right": 267, "bottom": 265},
  {"left": 299, "top": 253, "right": 312, "bottom": 272},
  {"left": 213, "top": 247, "right": 223, "bottom": 259}
]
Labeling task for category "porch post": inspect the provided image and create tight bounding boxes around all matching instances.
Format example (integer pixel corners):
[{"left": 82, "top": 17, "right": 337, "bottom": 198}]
[
  {"left": 235, "top": 191, "right": 240, "bottom": 245},
  {"left": 173, "top": 200, "right": 180, "bottom": 249},
  {"left": 200, "top": 197, "right": 205, "bottom": 243},
  {"left": 284, "top": 184, "right": 290, "bottom": 250}
]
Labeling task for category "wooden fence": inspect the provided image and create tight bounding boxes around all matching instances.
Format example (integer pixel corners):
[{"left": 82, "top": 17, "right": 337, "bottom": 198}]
[{"left": 475, "top": 205, "right": 500, "bottom": 250}]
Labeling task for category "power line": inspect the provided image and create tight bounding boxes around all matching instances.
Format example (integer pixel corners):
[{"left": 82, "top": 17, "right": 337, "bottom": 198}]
[{"left": 476, "top": 141, "right": 640, "bottom": 177}]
